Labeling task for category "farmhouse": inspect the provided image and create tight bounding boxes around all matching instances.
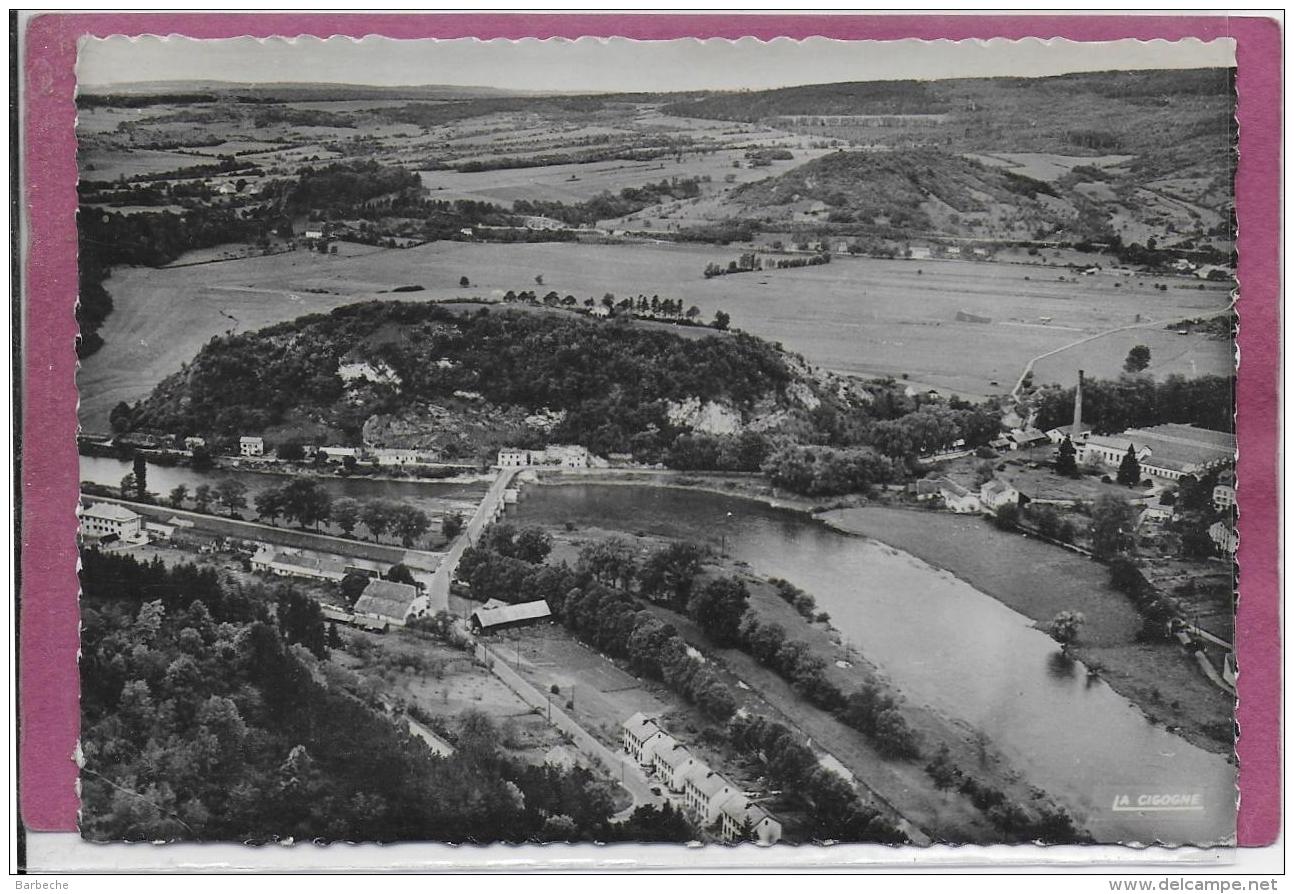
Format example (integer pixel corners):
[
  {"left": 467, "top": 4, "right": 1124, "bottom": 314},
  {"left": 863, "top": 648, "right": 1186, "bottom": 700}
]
[
  {"left": 1079, "top": 424, "right": 1235, "bottom": 482},
  {"left": 1139, "top": 497, "right": 1175, "bottom": 527},
  {"left": 921, "top": 478, "right": 981, "bottom": 513},
  {"left": 622, "top": 713, "right": 666, "bottom": 765},
  {"left": 468, "top": 599, "right": 552, "bottom": 634},
  {"left": 354, "top": 578, "right": 427, "bottom": 628},
  {"left": 979, "top": 478, "right": 1019, "bottom": 511},
  {"left": 717, "top": 794, "right": 783, "bottom": 845},
  {"left": 239, "top": 436, "right": 265, "bottom": 457},
  {"left": 81, "top": 503, "right": 144, "bottom": 542}
]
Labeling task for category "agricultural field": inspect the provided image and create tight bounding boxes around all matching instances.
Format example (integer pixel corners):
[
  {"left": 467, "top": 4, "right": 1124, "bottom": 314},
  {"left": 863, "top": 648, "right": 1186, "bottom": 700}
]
[{"left": 78, "top": 236, "right": 1233, "bottom": 431}]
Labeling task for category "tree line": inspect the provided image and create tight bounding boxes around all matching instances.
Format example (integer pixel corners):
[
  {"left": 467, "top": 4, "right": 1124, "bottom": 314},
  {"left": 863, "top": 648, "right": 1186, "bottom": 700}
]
[{"left": 1034, "top": 374, "right": 1234, "bottom": 435}]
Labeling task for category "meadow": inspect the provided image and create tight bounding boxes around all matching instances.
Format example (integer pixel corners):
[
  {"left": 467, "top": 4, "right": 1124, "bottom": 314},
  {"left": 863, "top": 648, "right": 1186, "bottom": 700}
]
[{"left": 77, "top": 238, "right": 1232, "bottom": 431}]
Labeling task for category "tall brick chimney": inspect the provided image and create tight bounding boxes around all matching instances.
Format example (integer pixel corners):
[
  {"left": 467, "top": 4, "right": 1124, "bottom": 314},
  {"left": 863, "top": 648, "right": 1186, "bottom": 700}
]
[{"left": 1072, "top": 369, "right": 1085, "bottom": 435}]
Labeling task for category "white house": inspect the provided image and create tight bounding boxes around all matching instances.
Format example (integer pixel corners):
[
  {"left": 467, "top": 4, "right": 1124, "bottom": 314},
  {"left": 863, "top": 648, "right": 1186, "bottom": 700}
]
[
  {"left": 184, "top": 436, "right": 206, "bottom": 451},
  {"left": 1045, "top": 422, "right": 1092, "bottom": 445},
  {"left": 717, "top": 794, "right": 783, "bottom": 845},
  {"left": 81, "top": 503, "right": 144, "bottom": 541},
  {"left": 239, "top": 436, "right": 265, "bottom": 457},
  {"left": 353, "top": 578, "right": 427, "bottom": 627},
  {"left": 497, "top": 448, "right": 530, "bottom": 468},
  {"left": 1139, "top": 498, "right": 1175, "bottom": 527},
  {"left": 250, "top": 546, "right": 349, "bottom": 583},
  {"left": 979, "top": 478, "right": 1019, "bottom": 511},
  {"left": 622, "top": 713, "right": 666, "bottom": 765}
]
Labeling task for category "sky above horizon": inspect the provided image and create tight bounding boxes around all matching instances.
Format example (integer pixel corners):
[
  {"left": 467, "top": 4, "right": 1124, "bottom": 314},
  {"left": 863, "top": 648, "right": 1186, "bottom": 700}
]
[{"left": 77, "top": 35, "right": 1236, "bottom": 93}]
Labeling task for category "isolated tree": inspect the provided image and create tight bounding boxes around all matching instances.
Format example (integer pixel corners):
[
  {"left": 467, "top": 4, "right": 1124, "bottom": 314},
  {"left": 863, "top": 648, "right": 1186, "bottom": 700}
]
[
  {"left": 1117, "top": 444, "right": 1142, "bottom": 486},
  {"left": 685, "top": 305, "right": 701, "bottom": 321},
  {"left": 711, "top": 310, "right": 731, "bottom": 331},
  {"left": 1055, "top": 436, "right": 1078, "bottom": 478},
  {"left": 459, "top": 276, "right": 470, "bottom": 288},
  {"left": 168, "top": 484, "right": 189, "bottom": 509},
  {"left": 534, "top": 274, "right": 544, "bottom": 286},
  {"left": 1123, "top": 344, "right": 1152, "bottom": 373},
  {"left": 331, "top": 497, "right": 362, "bottom": 537},
  {"left": 1048, "top": 611, "right": 1086, "bottom": 650},
  {"left": 132, "top": 453, "right": 148, "bottom": 501},
  {"left": 118, "top": 473, "right": 135, "bottom": 499}
]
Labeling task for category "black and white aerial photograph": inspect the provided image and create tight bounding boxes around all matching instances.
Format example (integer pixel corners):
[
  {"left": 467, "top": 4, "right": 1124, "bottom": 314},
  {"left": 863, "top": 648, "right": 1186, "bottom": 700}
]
[{"left": 73, "top": 34, "right": 1239, "bottom": 850}]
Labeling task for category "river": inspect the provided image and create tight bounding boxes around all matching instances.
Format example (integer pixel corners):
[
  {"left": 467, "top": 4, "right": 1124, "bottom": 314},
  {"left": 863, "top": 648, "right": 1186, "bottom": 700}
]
[
  {"left": 508, "top": 483, "right": 1236, "bottom": 845},
  {"left": 79, "top": 456, "right": 488, "bottom": 540}
]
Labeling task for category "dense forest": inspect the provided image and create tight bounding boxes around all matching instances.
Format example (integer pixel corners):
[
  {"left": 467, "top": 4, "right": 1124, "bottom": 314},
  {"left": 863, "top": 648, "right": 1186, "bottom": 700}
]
[{"left": 79, "top": 549, "right": 674, "bottom": 843}]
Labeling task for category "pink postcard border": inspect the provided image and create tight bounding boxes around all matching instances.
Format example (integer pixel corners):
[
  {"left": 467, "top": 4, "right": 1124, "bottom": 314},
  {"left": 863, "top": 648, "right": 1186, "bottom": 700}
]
[{"left": 20, "top": 13, "right": 1282, "bottom": 847}]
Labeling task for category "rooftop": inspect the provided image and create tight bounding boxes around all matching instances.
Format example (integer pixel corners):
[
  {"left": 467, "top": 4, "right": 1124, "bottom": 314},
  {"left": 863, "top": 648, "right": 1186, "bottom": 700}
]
[
  {"left": 471, "top": 599, "right": 552, "bottom": 629},
  {"left": 1086, "top": 425, "right": 1235, "bottom": 473},
  {"left": 623, "top": 712, "right": 663, "bottom": 742},
  {"left": 82, "top": 502, "right": 141, "bottom": 522},
  {"left": 355, "top": 578, "right": 421, "bottom": 619},
  {"left": 685, "top": 767, "right": 734, "bottom": 799}
]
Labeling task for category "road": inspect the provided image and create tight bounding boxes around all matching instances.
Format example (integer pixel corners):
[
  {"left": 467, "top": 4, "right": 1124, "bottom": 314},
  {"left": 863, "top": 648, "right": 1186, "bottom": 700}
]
[{"left": 1010, "top": 316, "right": 1180, "bottom": 399}]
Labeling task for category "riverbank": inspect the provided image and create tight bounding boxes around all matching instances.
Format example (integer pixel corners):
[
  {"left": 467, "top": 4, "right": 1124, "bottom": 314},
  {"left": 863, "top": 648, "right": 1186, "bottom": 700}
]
[{"left": 818, "top": 506, "right": 1235, "bottom": 758}]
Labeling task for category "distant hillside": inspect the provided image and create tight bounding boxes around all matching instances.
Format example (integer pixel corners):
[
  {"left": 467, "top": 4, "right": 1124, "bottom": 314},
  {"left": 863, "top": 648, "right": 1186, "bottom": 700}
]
[
  {"left": 729, "top": 148, "right": 1081, "bottom": 237},
  {"left": 122, "top": 301, "right": 822, "bottom": 457}
]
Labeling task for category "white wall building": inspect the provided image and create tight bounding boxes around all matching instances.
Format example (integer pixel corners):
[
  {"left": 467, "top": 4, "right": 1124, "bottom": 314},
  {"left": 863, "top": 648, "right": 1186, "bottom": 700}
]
[
  {"left": 81, "top": 503, "right": 144, "bottom": 541},
  {"left": 239, "top": 436, "right": 265, "bottom": 457}
]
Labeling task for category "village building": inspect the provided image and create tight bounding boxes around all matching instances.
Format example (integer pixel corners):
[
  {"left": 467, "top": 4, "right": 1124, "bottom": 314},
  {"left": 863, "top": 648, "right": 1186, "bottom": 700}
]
[
  {"left": 81, "top": 503, "right": 145, "bottom": 542},
  {"left": 497, "top": 448, "right": 530, "bottom": 468},
  {"left": 979, "top": 478, "right": 1019, "bottom": 511},
  {"left": 622, "top": 713, "right": 666, "bottom": 765},
  {"left": 319, "top": 446, "right": 360, "bottom": 463},
  {"left": 1045, "top": 422, "right": 1093, "bottom": 445},
  {"left": 1007, "top": 428, "right": 1050, "bottom": 451},
  {"left": 250, "top": 546, "right": 349, "bottom": 583},
  {"left": 354, "top": 578, "right": 427, "bottom": 628},
  {"left": 682, "top": 766, "right": 739, "bottom": 826},
  {"left": 1139, "top": 497, "right": 1175, "bottom": 527},
  {"left": 184, "top": 436, "right": 206, "bottom": 451},
  {"left": 929, "top": 479, "right": 980, "bottom": 514},
  {"left": 239, "top": 436, "right": 265, "bottom": 457},
  {"left": 1078, "top": 424, "right": 1235, "bottom": 483},
  {"left": 468, "top": 599, "right": 552, "bottom": 634},
  {"left": 144, "top": 520, "right": 177, "bottom": 541},
  {"left": 531, "top": 444, "right": 591, "bottom": 469},
  {"left": 1213, "top": 471, "right": 1237, "bottom": 512},
  {"left": 717, "top": 794, "right": 783, "bottom": 845},
  {"left": 650, "top": 739, "right": 700, "bottom": 793},
  {"left": 371, "top": 447, "right": 421, "bottom": 466}
]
